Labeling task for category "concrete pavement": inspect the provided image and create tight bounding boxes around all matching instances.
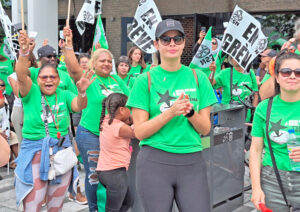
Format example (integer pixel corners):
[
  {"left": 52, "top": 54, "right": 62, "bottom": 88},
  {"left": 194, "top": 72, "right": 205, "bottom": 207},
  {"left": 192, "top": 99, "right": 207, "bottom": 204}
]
[{"left": 0, "top": 165, "right": 256, "bottom": 212}]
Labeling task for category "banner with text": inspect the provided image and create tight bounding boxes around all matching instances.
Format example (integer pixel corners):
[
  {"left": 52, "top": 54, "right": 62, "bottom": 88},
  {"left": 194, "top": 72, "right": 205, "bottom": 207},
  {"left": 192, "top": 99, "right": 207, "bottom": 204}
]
[
  {"left": 76, "top": 0, "right": 102, "bottom": 35},
  {"left": 190, "top": 27, "right": 213, "bottom": 68},
  {"left": 128, "top": 0, "right": 162, "bottom": 54},
  {"left": 222, "top": 5, "right": 267, "bottom": 70}
]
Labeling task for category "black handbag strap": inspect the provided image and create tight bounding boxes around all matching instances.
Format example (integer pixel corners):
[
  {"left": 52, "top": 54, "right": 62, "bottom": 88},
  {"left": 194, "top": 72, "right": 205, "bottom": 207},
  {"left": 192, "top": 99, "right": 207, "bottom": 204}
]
[
  {"left": 41, "top": 95, "right": 50, "bottom": 136},
  {"left": 265, "top": 97, "right": 290, "bottom": 208}
]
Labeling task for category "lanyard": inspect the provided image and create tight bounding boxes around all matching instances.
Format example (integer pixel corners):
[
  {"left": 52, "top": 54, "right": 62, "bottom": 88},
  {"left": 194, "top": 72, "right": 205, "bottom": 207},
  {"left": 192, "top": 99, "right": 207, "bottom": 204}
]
[
  {"left": 97, "top": 75, "right": 112, "bottom": 91},
  {"left": 43, "top": 93, "right": 61, "bottom": 139}
]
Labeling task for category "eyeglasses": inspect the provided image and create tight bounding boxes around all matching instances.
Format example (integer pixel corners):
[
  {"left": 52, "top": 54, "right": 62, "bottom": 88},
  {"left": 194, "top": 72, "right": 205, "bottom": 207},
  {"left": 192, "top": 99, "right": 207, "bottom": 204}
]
[
  {"left": 212, "top": 42, "right": 217, "bottom": 45},
  {"left": 0, "top": 84, "right": 5, "bottom": 87},
  {"left": 278, "top": 68, "right": 300, "bottom": 78},
  {"left": 38, "top": 75, "right": 59, "bottom": 81},
  {"left": 158, "top": 35, "right": 184, "bottom": 46},
  {"left": 46, "top": 55, "right": 57, "bottom": 59}
]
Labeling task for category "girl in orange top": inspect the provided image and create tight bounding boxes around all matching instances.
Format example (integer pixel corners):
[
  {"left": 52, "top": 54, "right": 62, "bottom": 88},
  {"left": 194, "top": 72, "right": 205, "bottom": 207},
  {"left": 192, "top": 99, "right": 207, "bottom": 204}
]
[{"left": 96, "top": 93, "right": 135, "bottom": 212}]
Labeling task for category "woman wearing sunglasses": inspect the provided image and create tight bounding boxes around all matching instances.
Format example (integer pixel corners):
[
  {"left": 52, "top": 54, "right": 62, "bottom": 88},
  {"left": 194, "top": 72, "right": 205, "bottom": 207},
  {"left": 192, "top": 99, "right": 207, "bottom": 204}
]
[
  {"left": 63, "top": 26, "right": 130, "bottom": 211},
  {"left": 250, "top": 51, "right": 300, "bottom": 211},
  {"left": 127, "top": 19, "right": 217, "bottom": 212},
  {"left": 14, "top": 31, "right": 94, "bottom": 211}
]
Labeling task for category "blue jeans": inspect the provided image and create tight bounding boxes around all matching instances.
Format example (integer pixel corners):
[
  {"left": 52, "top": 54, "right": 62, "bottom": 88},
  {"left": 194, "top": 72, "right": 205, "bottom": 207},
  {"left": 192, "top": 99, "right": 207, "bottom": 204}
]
[{"left": 76, "top": 125, "right": 100, "bottom": 212}]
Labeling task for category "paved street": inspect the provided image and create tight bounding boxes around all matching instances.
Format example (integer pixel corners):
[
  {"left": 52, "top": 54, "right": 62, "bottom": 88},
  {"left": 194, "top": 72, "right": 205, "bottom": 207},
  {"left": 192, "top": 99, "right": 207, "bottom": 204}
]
[{"left": 0, "top": 165, "right": 256, "bottom": 212}]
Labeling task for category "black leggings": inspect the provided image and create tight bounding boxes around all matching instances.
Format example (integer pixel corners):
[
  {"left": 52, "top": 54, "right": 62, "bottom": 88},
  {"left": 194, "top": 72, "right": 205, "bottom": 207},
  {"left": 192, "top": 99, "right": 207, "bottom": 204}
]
[
  {"left": 136, "top": 146, "right": 211, "bottom": 212},
  {"left": 97, "top": 168, "right": 133, "bottom": 212}
]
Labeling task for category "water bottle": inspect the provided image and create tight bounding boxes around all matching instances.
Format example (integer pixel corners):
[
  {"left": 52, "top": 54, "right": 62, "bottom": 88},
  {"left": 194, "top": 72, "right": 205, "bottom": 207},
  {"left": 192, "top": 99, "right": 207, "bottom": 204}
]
[{"left": 287, "top": 129, "right": 300, "bottom": 171}]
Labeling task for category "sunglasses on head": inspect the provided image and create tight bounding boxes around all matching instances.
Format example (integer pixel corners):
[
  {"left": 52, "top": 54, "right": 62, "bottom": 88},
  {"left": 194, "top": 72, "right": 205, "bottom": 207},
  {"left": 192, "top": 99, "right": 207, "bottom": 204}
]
[
  {"left": 38, "top": 75, "right": 59, "bottom": 81},
  {"left": 158, "top": 35, "right": 184, "bottom": 46},
  {"left": 279, "top": 68, "right": 300, "bottom": 78},
  {"left": 46, "top": 55, "right": 57, "bottom": 59}
]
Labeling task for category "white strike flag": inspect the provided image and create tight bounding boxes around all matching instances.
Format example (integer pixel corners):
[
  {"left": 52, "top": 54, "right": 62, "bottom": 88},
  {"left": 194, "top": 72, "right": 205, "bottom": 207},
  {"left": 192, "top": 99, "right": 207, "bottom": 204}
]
[
  {"left": 76, "top": 0, "right": 102, "bottom": 35},
  {"left": 128, "top": 0, "right": 162, "bottom": 53},
  {"left": 222, "top": 5, "right": 267, "bottom": 70},
  {"left": 0, "top": 1, "right": 18, "bottom": 60}
]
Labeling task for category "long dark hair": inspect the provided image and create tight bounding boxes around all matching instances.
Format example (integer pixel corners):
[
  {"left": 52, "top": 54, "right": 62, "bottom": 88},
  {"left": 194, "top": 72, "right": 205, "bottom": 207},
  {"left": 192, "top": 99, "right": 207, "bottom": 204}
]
[
  {"left": 99, "top": 93, "right": 128, "bottom": 131},
  {"left": 128, "top": 46, "right": 147, "bottom": 69},
  {"left": 274, "top": 50, "right": 300, "bottom": 95}
]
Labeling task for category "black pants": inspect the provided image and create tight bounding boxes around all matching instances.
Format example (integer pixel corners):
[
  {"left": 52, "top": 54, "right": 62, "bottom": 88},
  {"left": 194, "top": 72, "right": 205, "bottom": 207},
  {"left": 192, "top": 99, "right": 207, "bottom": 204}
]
[
  {"left": 97, "top": 168, "right": 133, "bottom": 212},
  {"left": 136, "top": 146, "right": 211, "bottom": 212}
]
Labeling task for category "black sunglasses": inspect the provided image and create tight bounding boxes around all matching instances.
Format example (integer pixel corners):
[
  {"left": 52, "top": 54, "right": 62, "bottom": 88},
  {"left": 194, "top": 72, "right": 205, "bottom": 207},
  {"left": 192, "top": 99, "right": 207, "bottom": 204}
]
[
  {"left": 212, "top": 42, "right": 217, "bottom": 45},
  {"left": 158, "top": 35, "right": 184, "bottom": 46},
  {"left": 279, "top": 68, "right": 300, "bottom": 78},
  {"left": 46, "top": 55, "right": 57, "bottom": 59},
  {"left": 0, "top": 84, "right": 5, "bottom": 87}
]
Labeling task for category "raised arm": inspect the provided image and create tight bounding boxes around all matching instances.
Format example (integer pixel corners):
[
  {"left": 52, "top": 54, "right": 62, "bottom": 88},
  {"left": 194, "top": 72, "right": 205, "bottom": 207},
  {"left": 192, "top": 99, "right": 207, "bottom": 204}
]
[
  {"left": 63, "top": 26, "right": 84, "bottom": 82},
  {"left": 71, "top": 69, "right": 95, "bottom": 112},
  {"left": 15, "top": 31, "right": 32, "bottom": 97},
  {"left": 8, "top": 75, "right": 19, "bottom": 98}
]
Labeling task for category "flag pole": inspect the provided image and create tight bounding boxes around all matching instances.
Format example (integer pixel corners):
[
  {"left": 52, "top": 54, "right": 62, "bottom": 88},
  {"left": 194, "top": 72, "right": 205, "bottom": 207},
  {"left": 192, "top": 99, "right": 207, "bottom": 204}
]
[
  {"left": 65, "top": 0, "right": 71, "bottom": 45},
  {"left": 20, "top": 0, "right": 25, "bottom": 49}
]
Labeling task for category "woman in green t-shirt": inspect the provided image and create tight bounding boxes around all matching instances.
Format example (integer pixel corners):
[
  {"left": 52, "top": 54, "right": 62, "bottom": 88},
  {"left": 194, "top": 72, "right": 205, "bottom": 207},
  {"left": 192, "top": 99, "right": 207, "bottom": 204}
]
[
  {"left": 14, "top": 31, "right": 94, "bottom": 211},
  {"left": 116, "top": 55, "right": 131, "bottom": 87},
  {"left": 127, "top": 19, "right": 217, "bottom": 211},
  {"left": 250, "top": 52, "right": 300, "bottom": 211},
  {"left": 63, "top": 26, "right": 129, "bottom": 211}
]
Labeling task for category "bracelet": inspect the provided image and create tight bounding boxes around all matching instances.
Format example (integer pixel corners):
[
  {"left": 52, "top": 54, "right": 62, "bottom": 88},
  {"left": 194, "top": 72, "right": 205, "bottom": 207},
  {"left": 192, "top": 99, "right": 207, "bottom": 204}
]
[
  {"left": 19, "top": 51, "right": 30, "bottom": 57},
  {"left": 185, "top": 108, "right": 195, "bottom": 118},
  {"left": 64, "top": 46, "right": 73, "bottom": 50},
  {"left": 79, "top": 91, "right": 86, "bottom": 98}
]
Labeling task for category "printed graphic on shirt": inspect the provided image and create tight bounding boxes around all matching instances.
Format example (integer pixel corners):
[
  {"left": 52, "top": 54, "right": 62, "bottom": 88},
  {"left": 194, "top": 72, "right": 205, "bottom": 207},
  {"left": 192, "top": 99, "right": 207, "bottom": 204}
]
[
  {"left": 40, "top": 103, "right": 66, "bottom": 124},
  {"left": 232, "top": 83, "right": 242, "bottom": 96},
  {"left": 157, "top": 90, "right": 176, "bottom": 112},
  {"left": 269, "top": 119, "right": 288, "bottom": 145}
]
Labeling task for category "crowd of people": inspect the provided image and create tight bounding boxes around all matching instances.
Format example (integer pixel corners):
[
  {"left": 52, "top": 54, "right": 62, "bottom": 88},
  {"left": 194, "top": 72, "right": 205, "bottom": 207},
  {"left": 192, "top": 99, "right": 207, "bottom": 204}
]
[{"left": 0, "top": 17, "right": 300, "bottom": 212}]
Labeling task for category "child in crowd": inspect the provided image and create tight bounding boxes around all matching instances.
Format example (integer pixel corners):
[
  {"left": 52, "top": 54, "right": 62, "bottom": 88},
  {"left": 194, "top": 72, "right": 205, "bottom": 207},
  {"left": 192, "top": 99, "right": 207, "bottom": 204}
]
[{"left": 97, "top": 93, "right": 135, "bottom": 212}]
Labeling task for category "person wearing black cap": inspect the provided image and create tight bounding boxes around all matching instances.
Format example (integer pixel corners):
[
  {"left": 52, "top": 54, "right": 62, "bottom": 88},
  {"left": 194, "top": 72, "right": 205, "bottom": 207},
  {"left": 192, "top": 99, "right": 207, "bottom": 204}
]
[
  {"left": 29, "top": 45, "right": 77, "bottom": 94},
  {"left": 258, "top": 49, "right": 277, "bottom": 85},
  {"left": 127, "top": 19, "right": 217, "bottom": 211}
]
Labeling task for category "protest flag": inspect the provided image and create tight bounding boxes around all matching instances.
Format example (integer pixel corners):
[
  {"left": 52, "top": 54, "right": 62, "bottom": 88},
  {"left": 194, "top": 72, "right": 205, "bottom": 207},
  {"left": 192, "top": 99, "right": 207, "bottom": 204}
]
[
  {"left": 93, "top": 15, "right": 108, "bottom": 51},
  {"left": 190, "top": 26, "right": 213, "bottom": 69},
  {"left": 128, "top": 0, "right": 162, "bottom": 54},
  {"left": 221, "top": 5, "right": 267, "bottom": 71},
  {"left": 76, "top": 0, "right": 102, "bottom": 35}
]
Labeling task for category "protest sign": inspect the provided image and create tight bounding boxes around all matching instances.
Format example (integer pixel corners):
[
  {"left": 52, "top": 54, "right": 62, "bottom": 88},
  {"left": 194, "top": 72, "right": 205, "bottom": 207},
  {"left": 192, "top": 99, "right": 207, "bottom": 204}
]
[
  {"left": 76, "top": 0, "right": 102, "bottom": 35},
  {"left": 93, "top": 14, "right": 108, "bottom": 51},
  {"left": 0, "top": 1, "right": 17, "bottom": 60},
  {"left": 222, "top": 5, "right": 267, "bottom": 70},
  {"left": 190, "top": 27, "right": 213, "bottom": 68},
  {"left": 128, "top": 0, "right": 162, "bottom": 53}
]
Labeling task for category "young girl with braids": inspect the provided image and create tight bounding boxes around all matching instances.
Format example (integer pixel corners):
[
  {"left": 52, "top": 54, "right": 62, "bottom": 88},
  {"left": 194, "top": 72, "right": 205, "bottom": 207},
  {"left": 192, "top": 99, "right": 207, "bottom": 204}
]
[{"left": 96, "top": 93, "right": 135, "bottom": 212}]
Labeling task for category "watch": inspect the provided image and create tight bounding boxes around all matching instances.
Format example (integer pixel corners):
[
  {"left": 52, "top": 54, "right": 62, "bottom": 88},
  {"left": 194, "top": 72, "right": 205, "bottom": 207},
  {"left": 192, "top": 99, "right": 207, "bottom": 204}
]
[{"left": 185, "top": 108, "right": 195, "bottom": 118}]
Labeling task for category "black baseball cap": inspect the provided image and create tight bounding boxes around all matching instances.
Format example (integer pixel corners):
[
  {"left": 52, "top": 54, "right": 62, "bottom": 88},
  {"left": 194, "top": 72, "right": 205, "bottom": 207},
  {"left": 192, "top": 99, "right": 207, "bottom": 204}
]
[
  {"left": 37, "top": 45, "right": 57, "bottom": 58},
  {"left": 155, "top": 19, "right": 185, "bottom": 38}
]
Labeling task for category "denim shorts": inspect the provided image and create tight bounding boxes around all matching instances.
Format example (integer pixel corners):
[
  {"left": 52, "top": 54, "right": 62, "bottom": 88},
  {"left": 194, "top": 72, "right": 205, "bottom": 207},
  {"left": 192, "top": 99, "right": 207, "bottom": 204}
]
[{"left": 261, "top": 166, "right": 300, "bottom": 211}]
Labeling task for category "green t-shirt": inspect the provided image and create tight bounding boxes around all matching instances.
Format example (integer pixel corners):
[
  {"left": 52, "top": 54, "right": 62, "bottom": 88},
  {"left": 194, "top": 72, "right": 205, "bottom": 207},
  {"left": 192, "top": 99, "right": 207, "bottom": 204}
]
[
  {"left": 128, "top": 64, "right": 151, "bottom": 88},
  {"left": 251, "top": 95, "right": 300, "bottom": 172},
  {"left": 215, "top": 67, "right": 258, "bottom": 104},
  {"left": 29, "top": 67, "right": 77, "bottom": 94},
  {"left": 127, "top": 65, "right": 217, "bottom": 153},
  {"left": 79, "top": 74, "right": 130, "bottom": 136},
  {"left": 0, "top": 59, "right": 14, "bottom": 95},
  {"left": 21, "top": 83, "right": 76, "bottom": 140},
  {"left": 260, "top": 73, "right": 271, "bottom": 85}
]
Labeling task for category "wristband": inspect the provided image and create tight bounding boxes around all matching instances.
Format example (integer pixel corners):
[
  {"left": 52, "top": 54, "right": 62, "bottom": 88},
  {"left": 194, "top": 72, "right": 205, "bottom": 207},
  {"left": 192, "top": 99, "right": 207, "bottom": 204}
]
[
  {"left": 19, "top": 51, "right": 30, "bottom": 57},
  {"left": 64, "top": 46, "right": 73, "bottom": 50},
  {"left": 185, "top": 108, "right": 195, "bottom": 118}
]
